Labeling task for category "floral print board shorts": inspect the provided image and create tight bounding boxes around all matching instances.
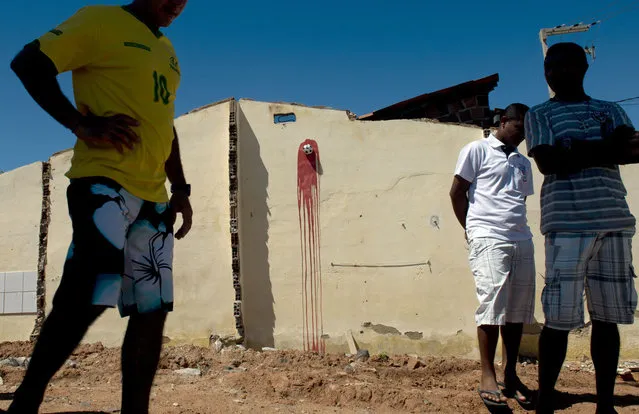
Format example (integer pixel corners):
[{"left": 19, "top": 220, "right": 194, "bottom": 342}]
[{"left": 52, "top": 177, "right": 174, "bottom": 317}]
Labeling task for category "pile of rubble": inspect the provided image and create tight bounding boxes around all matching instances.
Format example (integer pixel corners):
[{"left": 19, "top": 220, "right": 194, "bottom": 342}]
[{"left": 563, "top": 358, "right": 639, "bottom": 382}]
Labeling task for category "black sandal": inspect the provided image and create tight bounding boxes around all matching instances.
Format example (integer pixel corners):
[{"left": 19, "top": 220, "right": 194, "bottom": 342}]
[
  {"left": 498, "top": 380, "right": 536, "bottom": 410},
  {"left": 478, "top": 388, "right": 508, "bottom": 407}
]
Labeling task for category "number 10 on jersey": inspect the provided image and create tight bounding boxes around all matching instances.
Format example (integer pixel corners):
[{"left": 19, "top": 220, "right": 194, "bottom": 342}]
[{"left": 153, "top": 71, "right": 171, "bottom": 105}]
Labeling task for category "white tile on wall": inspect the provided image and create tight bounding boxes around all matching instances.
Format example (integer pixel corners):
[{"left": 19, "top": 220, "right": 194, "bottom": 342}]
[
  {"left": 4, "top": 292, "right": 22, "bottom": 314},
  {"left": 22, "top": 292, "right": 36, "bottom": 314},
  {"left": 4, "top": 272, "right": 23, "bottom": 293},
  {"left": 23, "top": 271, "right": 37, "bottom": 292},
  {"left": 0, "top": 271, "right": 39, "bottom": 315}
]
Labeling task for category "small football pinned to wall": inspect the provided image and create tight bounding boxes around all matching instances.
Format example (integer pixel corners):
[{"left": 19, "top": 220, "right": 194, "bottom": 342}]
[{"left": 302, "top": 143, "right": 314, "bottom": 155}]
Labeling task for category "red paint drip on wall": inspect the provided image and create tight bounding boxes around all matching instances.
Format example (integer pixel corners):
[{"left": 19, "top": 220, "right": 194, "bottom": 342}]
[{"left": 297, "top": 139, "right": 324, "bottom": 353}]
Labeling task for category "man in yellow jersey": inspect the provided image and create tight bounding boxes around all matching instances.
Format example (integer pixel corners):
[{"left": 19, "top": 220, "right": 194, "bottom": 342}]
[{"left": 9, "top": 1, "right": 189, "bottom": 412}]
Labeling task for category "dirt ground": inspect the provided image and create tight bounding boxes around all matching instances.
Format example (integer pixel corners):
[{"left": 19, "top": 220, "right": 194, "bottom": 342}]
[{"left": 0, "top": 342, "right": 638, "bottom": 413}]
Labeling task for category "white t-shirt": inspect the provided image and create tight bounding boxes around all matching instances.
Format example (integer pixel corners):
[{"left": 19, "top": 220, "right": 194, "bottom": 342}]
[{"left": 454, "top": 134, "right": 534, "bottom": 242}]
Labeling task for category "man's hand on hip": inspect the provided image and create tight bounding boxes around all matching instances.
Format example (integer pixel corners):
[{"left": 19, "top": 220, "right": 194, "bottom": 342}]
[
  {"left": 73, "top": 110, "right": 140, "bottom": 153},
  {"left": 170, "top": 192, "right": 193, "bottom": 240}
]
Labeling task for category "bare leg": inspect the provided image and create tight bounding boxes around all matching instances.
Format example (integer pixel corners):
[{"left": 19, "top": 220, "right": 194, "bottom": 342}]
[
  {"left": 502, "top": 323, "right": 523, "bottom": 380},
  {"left": 501, "top": 323, "right": 534, "bottom": 403},
  {"left": 8, "top": 304, "right": 106, "bottom": 413},
  {"left": 121, "top": 310, "right": 167, "bottom": 414},
  {"left": 501, "top": 339, "right": 507, "bottom": 372},
  {"left": 537, "top": 326, "right": 569, "bottom": 414},
  {"left": 591, "top": 320, "right": 620, "bottom": 414},
  {"left": 478, "top": 325, "right": 507, "bottom": 403}
]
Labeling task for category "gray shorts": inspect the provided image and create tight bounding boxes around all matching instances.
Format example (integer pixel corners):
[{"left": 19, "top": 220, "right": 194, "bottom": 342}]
[
  {"left": 542, "top": 231, "right": 637, "bottom": 330},
  {"left": 468, "top": 237, "right": 536, "bottom": 326}
]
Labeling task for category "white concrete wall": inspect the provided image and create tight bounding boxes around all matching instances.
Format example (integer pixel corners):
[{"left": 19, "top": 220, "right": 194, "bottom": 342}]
[
  {"left": 44, "top": 102, "right": 236, "bottom": 347},
  {"left": 0, "top": 163, "right": 42, "bottom": 340},
  {"left": 605, "top": 165, "right": 639, "bottom": 357},
  {"left": 238, "top": 100, "right": 489, "bottom": 357},
  {"left": 169, "top": 102, "right": 236, "bottom": 345}
]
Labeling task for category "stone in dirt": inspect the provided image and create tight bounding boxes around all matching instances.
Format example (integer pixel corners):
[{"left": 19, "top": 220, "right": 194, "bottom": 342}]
[
  {"left": 269, "top": 373, "right": 290, "bottom": 393},
  {"left": 175, "top": 368, "right": 202, "bottom": 376},
  {"left": 620, "top": 361, "right": 639, "bottom": 372},
  {"left": 618, "top": 368, "right": 635, "bottom": 382},
  {"left": 355, "top": 349, "right": 370, "bottom": 362},
  {"left": 408, "top": 357, "right": 423, "bottom": 370},
  {"left": 0, "top": 357, "right": 30, "bottom": 368},
  {"left": 0, "top": 358, "right": 20, "bottom": 367}
]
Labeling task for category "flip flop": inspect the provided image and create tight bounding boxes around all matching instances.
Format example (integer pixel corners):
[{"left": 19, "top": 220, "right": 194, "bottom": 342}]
[
  {"left": 498, "top": 381, "right": 536, "bottom": 410},
  {"left": 478, "top": 388, "right": 508, "bottom": 407}
]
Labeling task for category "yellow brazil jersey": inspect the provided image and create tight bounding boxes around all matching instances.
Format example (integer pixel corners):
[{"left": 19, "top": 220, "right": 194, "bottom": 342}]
[{"left": 38, "top": 5, "right": 181, "bottom": 202}]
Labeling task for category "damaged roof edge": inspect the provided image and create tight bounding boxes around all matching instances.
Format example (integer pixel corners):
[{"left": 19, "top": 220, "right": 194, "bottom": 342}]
[
  {"left": 358, "top": 73, "right": 500, "bottom": 121},
  {"left": 180, "top": 97, "right": 236, "bottom": 117},
  {"left": 239, "top": 98, "right": 357, "bottom": 119},
  {"left": 50, "top": 148, "right": 73, "bottom": 159},
  {"left": 358, "top": 117, "right": 486, "bottom": 130}
]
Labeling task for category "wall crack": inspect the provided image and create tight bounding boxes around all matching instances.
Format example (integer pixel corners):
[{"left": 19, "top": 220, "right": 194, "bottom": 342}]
[
  {"left": 31, "top": 161, "right": 51, "bottom": 341},
  {"left": 228, "top": 100, "right": 244, "bottom": 340}
]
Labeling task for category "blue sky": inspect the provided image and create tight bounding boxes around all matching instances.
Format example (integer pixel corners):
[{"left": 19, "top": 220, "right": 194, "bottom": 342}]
[{"left": 1, "top": 0, "right": 638, "bottom": 172}]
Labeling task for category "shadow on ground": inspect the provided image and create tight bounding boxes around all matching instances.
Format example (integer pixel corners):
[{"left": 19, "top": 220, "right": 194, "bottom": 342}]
[
  {"left": 0, "top": 393, "right": 112, "bottom": 413},
  {"left": 486, "top": 404, "right": 514, "bottom": 414},
  {"left": 554, "top": 391, "right": 639, "bottom": 410}
]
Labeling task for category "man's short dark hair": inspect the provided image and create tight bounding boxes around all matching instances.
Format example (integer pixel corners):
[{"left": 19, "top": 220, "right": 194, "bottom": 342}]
[
  {"left": 503, "top": 103, "right": 529, "bottom": 120},
  {"left": 545, "top": 42, "right": 588, "bottom": 68}
]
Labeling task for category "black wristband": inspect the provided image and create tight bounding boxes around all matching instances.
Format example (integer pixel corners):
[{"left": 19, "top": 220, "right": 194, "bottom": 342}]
[{"left": 171, "top": 183, "right": 191, "bottom": 197}]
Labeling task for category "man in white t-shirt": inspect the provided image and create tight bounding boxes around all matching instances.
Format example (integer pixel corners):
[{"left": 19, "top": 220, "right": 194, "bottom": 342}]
[{"left": 450, "top": 103, "right": 536, "bottom": 409}]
